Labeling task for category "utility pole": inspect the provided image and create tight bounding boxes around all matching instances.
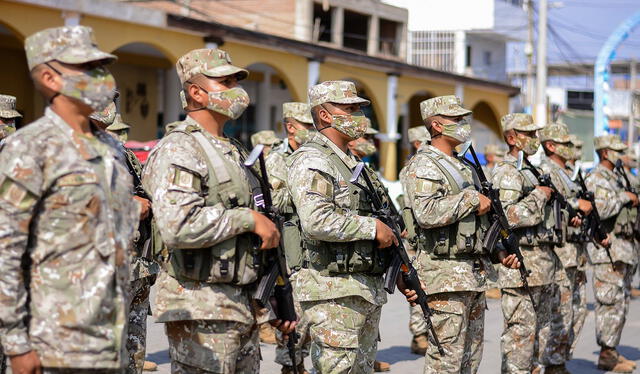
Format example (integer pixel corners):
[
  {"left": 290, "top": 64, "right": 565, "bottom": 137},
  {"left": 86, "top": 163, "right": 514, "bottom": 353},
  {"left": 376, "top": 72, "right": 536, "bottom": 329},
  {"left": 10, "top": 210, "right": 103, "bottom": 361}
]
[
  {"left": 535, "top": 0, "right": 548, "bottom": 127},
  {"left": 629, "top": 60, "right": 637, "bottom": 146},
  {"left": 525, "top": 0, "right": 534, "bottom": 113}
]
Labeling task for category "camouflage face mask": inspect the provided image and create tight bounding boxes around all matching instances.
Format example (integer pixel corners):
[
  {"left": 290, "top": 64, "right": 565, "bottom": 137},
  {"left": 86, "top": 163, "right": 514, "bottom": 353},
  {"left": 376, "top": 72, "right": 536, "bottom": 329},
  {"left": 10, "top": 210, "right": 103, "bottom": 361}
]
[
  {"left": 48, "top": 64, "right": 117, "bottom": 112},
  {"left": 329, "top": 110, "right": 370, "bottom": 140},
  {"left": 607, "top": 149, "right": 622, "bottom": 164},
  {"left": 205, "top": 86, "right": 250, "bottom": 120},
  {"left": 89, "top": 101, "right": 117, "bottom": 126},
  {"left": 555, "top": 143, "right": 572, "bottom": 161},
  {"left": 116, "top": 130, "right": 128, "bottom": 143},
  {"left": 515, "top": 133, "right": 540, "bottom": 155},
  {"left": 0, "top": 123, "right": 16, "bottom": 139},
  {"left": 354, "top": 139, "right": 377, "bottom": 157},
  {"left": 293, "top": 127, "right": 315, "bottom": 145},
  {"left": 439, "top": 118, "right": 471, "bottom": 143}
]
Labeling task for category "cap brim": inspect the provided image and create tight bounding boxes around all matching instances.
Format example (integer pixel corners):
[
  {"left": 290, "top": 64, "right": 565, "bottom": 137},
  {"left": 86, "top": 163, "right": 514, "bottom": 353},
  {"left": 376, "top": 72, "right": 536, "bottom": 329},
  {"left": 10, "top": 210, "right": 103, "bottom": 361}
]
[
  {"left": 202, "top": 65, "right": 249, "bottom": 81},
  {"left": 57, "top": 46, "right": 117, "bottom": 66},
  {"left": 330, "top": 96, "right": 371, "bottom": 106},
  {"left": 0, "top": 110, "right": 22, "bottom": 118},
  {"left": 439, "top": 107, "right": 472, "bottom": 117},
  {"left": 610, "top": 143, "right": 628, "bottom": 151},
  {"left": 292, "top": 114, "right": 313, "bottom": 124}
]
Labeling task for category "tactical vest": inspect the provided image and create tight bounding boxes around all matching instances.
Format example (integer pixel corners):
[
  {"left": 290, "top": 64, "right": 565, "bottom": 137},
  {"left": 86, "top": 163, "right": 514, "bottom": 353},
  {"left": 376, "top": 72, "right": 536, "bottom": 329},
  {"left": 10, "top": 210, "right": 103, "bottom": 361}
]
[
  {"left": 603, "top": 174, "right": 636, "bottom": 238},
  {"left": 414, "top": 151, "right": 489, "bottom": 258},
  {"left": 155, "top": 123, "right": 264, "bottom": 285},
  {"left": 295, "top": 141, "right": 391, "bottom": 275},
  {"left": 513, "top": 165, "right": 560, "bottom": 247},
  {"left": 554, "top": 168, "right": 583, "bottom": 243}
]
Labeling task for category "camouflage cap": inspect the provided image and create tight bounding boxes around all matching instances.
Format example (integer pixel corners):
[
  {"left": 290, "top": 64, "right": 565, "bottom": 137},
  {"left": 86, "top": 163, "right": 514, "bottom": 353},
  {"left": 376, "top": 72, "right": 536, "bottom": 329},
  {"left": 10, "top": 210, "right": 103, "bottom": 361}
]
[
  {"left": 0, "top": 95, "right": 22, "bottom": 119},
  {"left": 176, "top": 48, "right": 248, "bottom": 85},
  {"left": 106, "top": 114, "right": 130, "bottom": 132},
  {"left": 365, "top": 126, "right": 379, "bottom": 135},
  {"left": 251, "top": 130, "right": 280, "bottom": 147},
  {"left": 568, "top": 134, "right": 583, "bottom": 148},
  {"left": 408, "top": 126, "right": 431, "bottom": 143},
  {"left": 89, "top": 101, "right": 117, "bottom": 125},
  {"left": 500, "top": 113, "right": 542, "bottom": 132},
  {"left": 420, "top": 95, "right": 471, "bottom": 122},
  {"left": 626, "top": 147, "right": 638, "bottom": 161},
  {"left": 538, "top": 122, "right": 571, "bottom": 143},
  {"left": 283, "top": 102, "right": 312, "bottom": 124},
  {"left": 24, "top": 26, "right": 116, "bottom": 71},
  {"left": 594, "top": 134, "right": 627, "bottom": 151},
  {"left": 484, "top": 144, "right": 503, "bottom": 155},
  {"left": 308, "top": 81, "right": 370, "bottom": 108}
]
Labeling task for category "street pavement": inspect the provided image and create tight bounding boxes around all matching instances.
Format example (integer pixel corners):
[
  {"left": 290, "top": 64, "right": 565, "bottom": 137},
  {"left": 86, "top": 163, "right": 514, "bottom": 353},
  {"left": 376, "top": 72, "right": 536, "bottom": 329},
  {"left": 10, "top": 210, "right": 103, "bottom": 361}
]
[{"left": 145, "top": 273, "right": 640, "bottom": 373}]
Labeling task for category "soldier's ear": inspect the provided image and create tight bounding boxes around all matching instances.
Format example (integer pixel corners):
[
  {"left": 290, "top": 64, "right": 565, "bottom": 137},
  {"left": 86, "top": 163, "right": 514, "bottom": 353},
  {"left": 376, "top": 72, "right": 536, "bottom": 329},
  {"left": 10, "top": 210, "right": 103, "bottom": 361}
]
[
  {"left": 504, "top": 130, "right": 517, "bottom": 146},
  {"left": 36, "top": 64, "right": 62, "bottom": 94}
]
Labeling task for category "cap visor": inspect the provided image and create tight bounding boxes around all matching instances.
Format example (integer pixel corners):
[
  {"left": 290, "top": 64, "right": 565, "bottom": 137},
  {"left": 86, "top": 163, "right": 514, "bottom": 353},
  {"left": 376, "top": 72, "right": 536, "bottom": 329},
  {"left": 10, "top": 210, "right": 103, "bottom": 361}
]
[
  {"left": 203, "top": 65, "right": 249, "bottom": 81},
  {"left": 0, "top": 110, "right": 22, "bottom": 118},
  {"left": 440, "top": 107, "right": 472, "bottom": 117},
  {"left": 57, "top": 47, "right": 117, "bottom": 66},
  {"left": 330, "top": 97, "right": 371, "bottom": 106}
]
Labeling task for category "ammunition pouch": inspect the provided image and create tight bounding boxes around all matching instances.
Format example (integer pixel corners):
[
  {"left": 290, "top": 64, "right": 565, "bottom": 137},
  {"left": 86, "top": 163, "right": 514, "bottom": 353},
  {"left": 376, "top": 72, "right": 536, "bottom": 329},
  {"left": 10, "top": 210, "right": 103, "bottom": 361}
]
[{"left": 303, "top": 239, "right": 388, "bottom": 275}]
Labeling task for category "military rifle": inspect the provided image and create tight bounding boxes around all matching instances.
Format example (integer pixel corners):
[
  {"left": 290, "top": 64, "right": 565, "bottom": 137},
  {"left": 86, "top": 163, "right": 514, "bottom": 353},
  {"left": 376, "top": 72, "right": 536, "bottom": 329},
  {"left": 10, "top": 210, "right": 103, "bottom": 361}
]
[
  {"left": 572, "top": 166, "right": 614, "bottom": 268},
  {"left": 350, "top": 162, "right": 445, "bottom": 356},
  {"left": 122, "top": 148, "right": 154, "bottom": 260},
  {"left": 613, "top": 159, "right": 640, "bottom": 240},
  {"left": 457, "top": 143, "right": 536, "bottom": 309},
  {"left": 244, "top": 144, "right": 299, "bottom": 374}
]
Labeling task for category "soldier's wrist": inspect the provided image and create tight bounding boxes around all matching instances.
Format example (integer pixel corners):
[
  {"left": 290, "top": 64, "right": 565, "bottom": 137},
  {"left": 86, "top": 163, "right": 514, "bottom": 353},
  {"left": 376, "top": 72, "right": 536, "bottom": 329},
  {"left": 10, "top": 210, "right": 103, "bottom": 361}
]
[{"left": 1, "top": 331, "right": 32, "bottom": 356}]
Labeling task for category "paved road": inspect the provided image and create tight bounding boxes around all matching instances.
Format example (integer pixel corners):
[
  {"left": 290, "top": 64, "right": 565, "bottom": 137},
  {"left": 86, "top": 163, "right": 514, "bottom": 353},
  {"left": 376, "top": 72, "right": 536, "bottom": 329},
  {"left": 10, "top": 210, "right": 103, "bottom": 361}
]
[{"left": 145, "top": 273, "right": 640, "bottom": 373}]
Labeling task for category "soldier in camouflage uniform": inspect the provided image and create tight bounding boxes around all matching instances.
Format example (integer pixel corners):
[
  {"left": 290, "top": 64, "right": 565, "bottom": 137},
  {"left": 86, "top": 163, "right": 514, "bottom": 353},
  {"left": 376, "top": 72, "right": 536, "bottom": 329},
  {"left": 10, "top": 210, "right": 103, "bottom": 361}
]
[
  {"left": 482, "top": 144, "right": 504, "bottom": 179},
  {"left": 400, "top": 96, "right": 519, "bottom": 374},
  {"left": 287, "top": 80, "right": 405, "bottom": 373},
  {"left": 538, "top": 123, "right": 595, "bottom": 373},
  {"left": 490, "top": 113, "right": 557, "bottom": 374},
  {"left": 566, "top": 135, "right": 583, "bottom": 170},
  {"left": 89, "top": 105, "right": 160, "bottom": 374},
  {"left": 142, "top": 48, "right": 294, "bottom": 374},
  {"left": 0, "top": 26, "right": 139, "bottom": 373},
  {"left": 586, "top": 134, "right": 638, "bottom": 373},
  {"left": 251, "top": 129, "right": 281, "bottom": 156},
  {"left": 621, "top": 148, "right": 640, "bottom": 298},
  {"left": 268, "top": 102, "right": 315, "bottom": 374},
  {"left": 0, "top": 95, "right": 22, "bottom": 146}
]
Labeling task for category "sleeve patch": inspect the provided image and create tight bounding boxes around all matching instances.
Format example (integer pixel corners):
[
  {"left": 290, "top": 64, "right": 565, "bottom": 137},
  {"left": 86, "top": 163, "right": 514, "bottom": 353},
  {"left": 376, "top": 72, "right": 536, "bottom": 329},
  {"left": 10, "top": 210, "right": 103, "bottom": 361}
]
[
  {"left": 415, "top": 177, "right": 440, "bottom": 194},
  {"left": 57, "top": 172, "right": 99, "bottom": 187},
  {"left": 499, "top": 189, "right": 520, "bottom": 202},
  {"left": 0, "top": 177, "right": 37, "bottom": 210},
  {"left": 310, "top": 172, "right": 333, "bottom": 198},
  {"left": 171, "top": 166, "right": 201, "bottom": 192}
]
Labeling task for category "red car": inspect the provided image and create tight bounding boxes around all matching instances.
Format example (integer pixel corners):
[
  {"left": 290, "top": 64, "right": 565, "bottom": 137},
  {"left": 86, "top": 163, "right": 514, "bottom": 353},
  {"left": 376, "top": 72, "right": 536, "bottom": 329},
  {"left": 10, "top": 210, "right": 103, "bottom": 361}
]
[{"left": 125, "top": 140, "right": 159, "bottom": 164}]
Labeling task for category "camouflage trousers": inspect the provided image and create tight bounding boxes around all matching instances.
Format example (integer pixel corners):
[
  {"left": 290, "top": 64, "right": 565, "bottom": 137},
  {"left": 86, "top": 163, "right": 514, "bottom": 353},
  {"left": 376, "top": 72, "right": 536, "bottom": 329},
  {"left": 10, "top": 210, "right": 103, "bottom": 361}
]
[
  {"left": 165, "top": 320, "right": 260, "bottom": 373},
  {"left": 274, "top": 293, "right": 311, "bottom": 367},
  {"left": 125, "top": 276, "right": 154, "bottom": 374},
  {"left": 423, "top": 291, "right": 485, "bottom": 374},
  {"left": 543, "top": 267, "right": 587, "bottom": 365},
  {"left": 500, "top": 283, "right": 559, "bottom": 374},
  {"left": 6, "top": 367, "right": 120, "bottom": 374},
  {"left": 409, "top": 304, "right": 427, "bottom": 337},
  {"left": 593, "top": 262, "right": 633, "bottom": 348},
  {"left": 301, "top": 296, "right": 382, "bottom": 374}
]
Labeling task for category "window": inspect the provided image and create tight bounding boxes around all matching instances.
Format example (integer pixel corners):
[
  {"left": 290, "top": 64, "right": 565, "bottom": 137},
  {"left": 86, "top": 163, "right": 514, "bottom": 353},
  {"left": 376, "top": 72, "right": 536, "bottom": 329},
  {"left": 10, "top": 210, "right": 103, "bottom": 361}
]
[
  {"left": 343, "top": 10, "right": 369, "bottom": 52},
  {"left": 313, "top": 2, "right": 332, "bottom": 42},
  {"left": 484, "top": 51, "right": 492, "bottom": 66},
  {"left": 409, "top": 31, "right": 456, "bottom": 71},
  {"left": 379, "top": 18, "right": 399, "bottom": 56},
  {"left": 567, "top": 90, "right": 594, "bottom": 110}
]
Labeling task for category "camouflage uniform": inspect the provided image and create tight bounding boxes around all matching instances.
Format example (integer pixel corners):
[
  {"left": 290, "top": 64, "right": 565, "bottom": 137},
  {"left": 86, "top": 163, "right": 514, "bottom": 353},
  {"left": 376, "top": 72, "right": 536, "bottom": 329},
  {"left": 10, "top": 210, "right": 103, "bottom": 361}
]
[
  {"left": 491, "top": 114, "right": 558, "bottom": 374},
  {"left": 0, "top": 26, "right": 138, "bottom": 372},
  {"left": 585, "top": 135, "right": 637, "bottom": 351},
  {"left": 538, "top": 123, "right": 588, "bottom": 366},
  {"left": 142, "top": 49, "right": 266, "bottom": 373},
  {"left": 287, "top": 81, "right": 388, "bottom": 373},
  {"left": 0, "top": 95, "right": 21, "bottom": 146},
  {"left": 251, "top": 130, "right": 280, "bottom": 154},
  {"left": 268, "top": 102, "right": 313, "bottom": 369},
  {"left": 401, "top": 96, "right": 494, "bottom": 374}
]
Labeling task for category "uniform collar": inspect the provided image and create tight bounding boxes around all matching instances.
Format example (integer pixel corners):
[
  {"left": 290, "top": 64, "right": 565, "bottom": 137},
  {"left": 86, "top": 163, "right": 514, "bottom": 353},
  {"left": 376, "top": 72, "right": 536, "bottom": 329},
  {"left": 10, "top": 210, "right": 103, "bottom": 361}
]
[
  {"left": 313, "top": 132, "right": 358, "bottom": 169},
  {"left": 45, "top": 107, "right": 101, "bottom": 161}
]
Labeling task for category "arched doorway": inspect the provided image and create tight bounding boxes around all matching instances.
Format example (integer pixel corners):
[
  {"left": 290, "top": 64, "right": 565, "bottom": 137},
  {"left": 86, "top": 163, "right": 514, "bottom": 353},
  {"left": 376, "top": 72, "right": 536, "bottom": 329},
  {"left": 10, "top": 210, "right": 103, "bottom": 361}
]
[
  {"left": 110, "top": 42, "right": 175, "bottom": 141},
  {"left": 470, "top": 101, "right": 503, "bottom": 154},
  {"left": 0, "top": 22, "right": 36, "bottom": 127},
  {"left": 225, "top": 62, "right": 295, "bottom": 147},
  {"left": 398, "top": 91, "right": 435, "bottom": 169}
]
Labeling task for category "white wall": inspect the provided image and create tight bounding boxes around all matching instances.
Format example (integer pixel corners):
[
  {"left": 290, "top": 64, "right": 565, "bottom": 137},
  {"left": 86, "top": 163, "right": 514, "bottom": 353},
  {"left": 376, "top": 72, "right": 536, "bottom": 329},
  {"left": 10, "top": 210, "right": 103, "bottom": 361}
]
[
  {"left": 383, "top": 0, "right": 494, "bottom": 31},
  {"left": 547, "top": 87, "right": 567, "bottom": 111},
  {"left": 467, "top": 33, "right": 507, "bottom": 82}
]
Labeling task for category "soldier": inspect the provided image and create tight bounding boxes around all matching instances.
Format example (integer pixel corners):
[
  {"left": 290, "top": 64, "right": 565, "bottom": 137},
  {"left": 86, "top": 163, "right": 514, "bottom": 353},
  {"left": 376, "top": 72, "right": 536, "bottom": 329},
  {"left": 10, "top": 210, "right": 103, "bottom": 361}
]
[
  {"left": 401, "top": 96, "right": 519, "bottom": 373},
  {"left": 621, "top": 148, "right": 640, "bottom": 298},
  {"left": 0, "top": 25, "right": 139, "bottom": 373},
  {"left": 287, "top": 80, "right": 410, "bottom": 373},
  {"left": 408, "top": 126, "right": 431, "bottom": 153},
  {"left": 268, "top": 102, "right": 315, "bottom": 374},
  {"left": 89, "top": 105, "right": 159, "bottom": 374},
  {"left": 566, "top": 135, "right": 583, "bottom": 170},
  {"left": 586, "top": 134, "right": 638, "bottom": 373},
  {"left": 490, "top": 113, "right": 557, "bottom": 374},
  {"left": 0, "top": 95, "right": 21, "bottom": 146},
  {"left": 348, "top": 136, "right": 377, "bottom": 159},
  {"left": 251, "top": 129, "right": 281, "bottom": 156},
  {"left": 538, "top": 123, "right": 595, "bottom": 373},
  {"left": 482, "top": 144, "right": 504, "bottom": 178},
  {"left": 142, "top": 48, "right": 294, "bottom": 373}
]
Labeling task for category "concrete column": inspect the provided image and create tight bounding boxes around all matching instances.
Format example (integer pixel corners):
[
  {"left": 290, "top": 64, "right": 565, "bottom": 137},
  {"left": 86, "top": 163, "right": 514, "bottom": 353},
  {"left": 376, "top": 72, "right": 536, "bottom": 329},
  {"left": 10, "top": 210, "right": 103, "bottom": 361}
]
[
  {"left": 401, "top": 102, "right": 410, "bottom": 148},
  {"left": 454, "top": 30, "right": 466, "bottom": 75},
  {"left": 294, "top": 0, "right": 313, "bottom": 41},
  {"left": 257, "top": 71, "right": 271, "bottom": 131},
  {"left": 331, "top": 7, "right": 344, "bottom": 47},
  {"left": 379, "top": 74, "right": 401, "bottom": 142},
  {"left": 455, "top": 83, "right": 465, "bottom": 103},
  {"left": 62, "top": 11, "right": 81, "bottom": 26},
  {"left": 367, "top": 14, "right": 379, "bottom": 55},
  {"left": 307, "top": 59, "right": 321, "bottom": 89},
  {"left": 163, "top": 69, "right": 182, "bottom": 130},
  {"left": 398, "top": 22, "right": 408, "bottom": 60}
]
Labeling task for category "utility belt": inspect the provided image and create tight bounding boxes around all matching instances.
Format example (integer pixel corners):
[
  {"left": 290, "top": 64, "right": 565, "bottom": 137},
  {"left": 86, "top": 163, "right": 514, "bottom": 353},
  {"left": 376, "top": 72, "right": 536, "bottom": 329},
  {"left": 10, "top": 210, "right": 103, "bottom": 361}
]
[{"left": 302, "top": 239, "right": 389, "bottom": 275}]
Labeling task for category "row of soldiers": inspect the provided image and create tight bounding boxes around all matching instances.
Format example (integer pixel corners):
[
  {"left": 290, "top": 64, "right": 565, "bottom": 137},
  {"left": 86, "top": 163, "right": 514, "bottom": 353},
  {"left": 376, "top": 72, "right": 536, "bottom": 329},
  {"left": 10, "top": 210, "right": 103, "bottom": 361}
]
[{"left": 0, "top": 23, "right": 638, "bottom": 374}]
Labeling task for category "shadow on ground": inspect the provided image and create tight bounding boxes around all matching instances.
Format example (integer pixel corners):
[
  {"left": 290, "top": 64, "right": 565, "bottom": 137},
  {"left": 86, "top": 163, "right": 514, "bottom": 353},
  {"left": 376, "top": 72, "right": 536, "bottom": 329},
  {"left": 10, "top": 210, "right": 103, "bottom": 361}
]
[
  {"left": 146, "top": 349, "right": 171, "bottom": 365},
  {"left": 566, "top": 358, "right": 601, "bottom": 374},
  {"left": 376, "top": 345, "right": 424, "bottom": 365}
]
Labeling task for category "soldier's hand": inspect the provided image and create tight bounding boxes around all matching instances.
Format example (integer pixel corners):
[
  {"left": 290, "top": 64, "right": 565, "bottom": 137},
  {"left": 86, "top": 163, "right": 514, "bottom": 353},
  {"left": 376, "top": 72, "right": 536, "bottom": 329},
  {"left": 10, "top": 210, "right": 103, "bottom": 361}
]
[
  {"left": 134, "top": 195, "right": 152, "bottom": 220},
  {"left": 10, "top": 350, "right": 42, "bottom": 374},
  {"left": 570, "top": 216, "right": 582, "bottom": 227},
  {"left": 375, "top": 219, "right": 398, "bottom": 248},
  {"left": 600, "top": 234, "right": 611, "bottom": 248},
  {"left": 271, "top": 319, "right": 297, "bottom": 335},
  {"left": 577, "top": 199, "right": 593, "bottom": 215},
  {"left": 250, "top": 210, "right": 281, "bottom": 250},
  {"left": 477, "top": 193, "right": 491, "bottom": 216},
  {"left": 396, "top": 276, "right": 424, "bottom": 307},
  {"left": 625, "top": 191, "right": 639, "bottom": 207},
  {"left": 499, "top": 251, "right": 520, "bottom": 269},
  {"left": 536, "top": 186, "right": 553, "bottom": 200}
]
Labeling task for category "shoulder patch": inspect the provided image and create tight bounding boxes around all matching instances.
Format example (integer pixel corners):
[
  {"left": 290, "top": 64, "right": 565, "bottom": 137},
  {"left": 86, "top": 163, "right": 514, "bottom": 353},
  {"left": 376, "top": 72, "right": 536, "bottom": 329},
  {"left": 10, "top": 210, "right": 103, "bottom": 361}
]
[
  {"left": 170, "top": 165, "right": 202, "bottom": 192},
  {"left": 309, "top": 170, "right": 333, "bottom": 198},
  {"left": 0, "top": 176, "right": 37, "bottom": 210}
]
